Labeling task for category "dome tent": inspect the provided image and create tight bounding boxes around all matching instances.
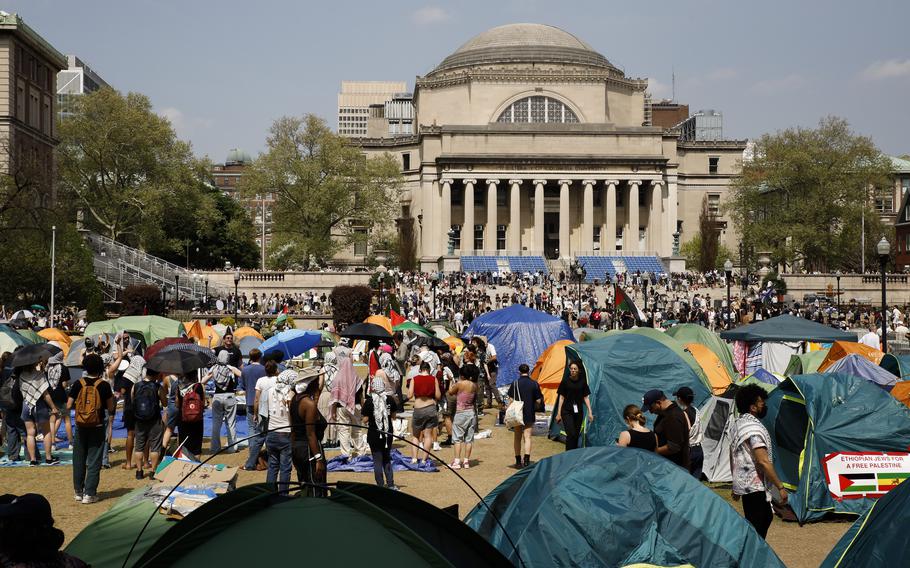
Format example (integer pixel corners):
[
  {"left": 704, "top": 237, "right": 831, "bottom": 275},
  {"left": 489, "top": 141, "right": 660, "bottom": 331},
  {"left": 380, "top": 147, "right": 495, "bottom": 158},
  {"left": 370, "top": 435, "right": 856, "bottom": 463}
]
[
  {"left": 530, "top": 339, "right": 574, "bottom": 407},
  {"left": 465, "top": 446, "right": 785, "bottom": 568},
  {"left": 463, "top": 305, "right": 574, "bottom": 387},
  {"left": 824, "top": 354, "right": 899, "bottom": 390},
  {"left": 666, "top": 323, "right": 737, "bottom": 378},
  {"left": 125, "top": 483, "right": 511, "bottom": 567}
]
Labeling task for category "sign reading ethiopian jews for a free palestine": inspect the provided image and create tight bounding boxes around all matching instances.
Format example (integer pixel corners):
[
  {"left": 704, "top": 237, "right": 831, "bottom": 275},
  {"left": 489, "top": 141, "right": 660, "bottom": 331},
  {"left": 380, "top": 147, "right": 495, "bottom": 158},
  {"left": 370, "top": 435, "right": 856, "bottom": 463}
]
[{"left": 823, "top": 452, "right": 910, "bottom": 500}]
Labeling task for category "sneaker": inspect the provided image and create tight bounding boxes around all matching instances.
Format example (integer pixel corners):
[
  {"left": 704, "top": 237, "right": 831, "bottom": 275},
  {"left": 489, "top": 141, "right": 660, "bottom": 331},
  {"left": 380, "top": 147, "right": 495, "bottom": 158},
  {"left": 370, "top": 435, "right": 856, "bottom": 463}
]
[
  {"left": 410, "top": 458, "right": 418, "bottom": 465},
  {"left": 387, "top": 485, "right": 401, "bottom": 491},
  {"left": 74, "top": 492, "right": 83, "bottom": 501},
  {"left": 46, "top": 456, "right": 60, "bottom": 465},
  {"left": 101, "top": 463, "right": 111, "bottom": 469},
  {"left": 462, "top": 459, "right": 471, "bottom": 469},
  {"left": 81, "top": 495, "right": 99, "bottom": 504},
  {"left": 432, "top": 442, "right": 441, "bottom": 452},
  {"left": 135, "top": 470, "right": 145, "bottom": 480},
  {"left": 449, "top": 460, "right": 461, "bottom": 470},
  {"left": 29, "top": 460, "right": 38, "bottom": 467}
]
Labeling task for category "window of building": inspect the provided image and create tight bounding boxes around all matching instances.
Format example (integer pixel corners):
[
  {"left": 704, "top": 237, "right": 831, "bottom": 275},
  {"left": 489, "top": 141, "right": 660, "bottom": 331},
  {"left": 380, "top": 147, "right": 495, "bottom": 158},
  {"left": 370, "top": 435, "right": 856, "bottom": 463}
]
[
  {"left": 41, "top": 95, "right": 51, "bottom": 136},
  {"left": 902, "top": 177, "right": 910, "bottom": 196},
  {"left": 451, "top": 224, "right": 461, "bottom": 249},
  {"left": 709, "top": 157, "right": 719, "bottom": 174},
  {"left": 353, "top": 228, "right": 368, "bottom": 257},
  {"left": 616, "top": 229, "right": 624, "bottom": 251},
  {"left": 28, "top": 89, "right": 40, "bottom": 129},
  {"left": 594, "top": 226, "right": 601, "bottom": 250},
  {"left": 474, "top": 224, "right": 484, "bottom": 251},
  {"left": 496, "top": 96, "right": 579, "bottom": 123},
  {"left": 875, "top": 188, "right": 894, "bottom": 214},
  {"left": 707, "top": 193, "right": 721, "bottom": 216},
  {"left": 15, "top": 80, "right": 25, "bottom": 120},
  {"left": 496, "top": 225, "right": 506, "bottom": 250},
  {"left": 402, "top": 153, "right": 410, "bottom": 170}
]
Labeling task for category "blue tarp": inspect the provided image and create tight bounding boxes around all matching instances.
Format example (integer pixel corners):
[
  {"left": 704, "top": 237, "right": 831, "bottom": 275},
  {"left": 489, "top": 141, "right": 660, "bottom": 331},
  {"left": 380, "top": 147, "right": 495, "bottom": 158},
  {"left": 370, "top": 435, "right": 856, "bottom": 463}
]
[
  {"left": 826, "top": 354, "right": 899, "bottom": 390},
  {"left": 463, "top": 305, "right": 574, "bottom": 387},
  {"left": 326, "top": 449, "right": 438, "bottom": 473},
  {"left": 466, "top": 446, "right": 785, "bottom": 567}
]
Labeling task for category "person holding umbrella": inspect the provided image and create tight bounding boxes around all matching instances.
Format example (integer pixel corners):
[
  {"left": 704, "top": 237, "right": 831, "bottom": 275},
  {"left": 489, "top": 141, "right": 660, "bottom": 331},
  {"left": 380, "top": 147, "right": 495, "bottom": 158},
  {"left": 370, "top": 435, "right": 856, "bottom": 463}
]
[
  {"left": 13, "top": 345, "right": 62, "bottom": 465},
  {"left": 147, "top": 349, "right": 212, "bottom": 459}
]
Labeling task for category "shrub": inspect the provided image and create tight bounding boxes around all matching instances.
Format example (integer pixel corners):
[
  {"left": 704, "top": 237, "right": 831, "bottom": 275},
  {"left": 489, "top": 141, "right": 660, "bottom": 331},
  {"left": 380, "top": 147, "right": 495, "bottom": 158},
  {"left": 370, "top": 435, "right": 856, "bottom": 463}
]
[{"left": 330, "top": 285, "right": 373, "bottom": 330}]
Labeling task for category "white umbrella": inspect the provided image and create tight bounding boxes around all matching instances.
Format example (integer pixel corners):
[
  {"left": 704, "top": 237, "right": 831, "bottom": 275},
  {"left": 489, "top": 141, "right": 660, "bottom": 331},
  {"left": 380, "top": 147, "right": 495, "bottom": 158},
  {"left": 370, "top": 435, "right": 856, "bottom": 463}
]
[{"left": 11, "top": 309, "right": 34, "bottom": 320}]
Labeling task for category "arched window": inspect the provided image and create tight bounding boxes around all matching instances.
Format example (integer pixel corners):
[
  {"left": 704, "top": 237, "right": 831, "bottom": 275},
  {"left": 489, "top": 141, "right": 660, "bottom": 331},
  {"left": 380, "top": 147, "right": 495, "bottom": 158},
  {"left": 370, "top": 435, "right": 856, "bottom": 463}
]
[{"left": 496, "top": 95, "right": 579, "bottom": 124}]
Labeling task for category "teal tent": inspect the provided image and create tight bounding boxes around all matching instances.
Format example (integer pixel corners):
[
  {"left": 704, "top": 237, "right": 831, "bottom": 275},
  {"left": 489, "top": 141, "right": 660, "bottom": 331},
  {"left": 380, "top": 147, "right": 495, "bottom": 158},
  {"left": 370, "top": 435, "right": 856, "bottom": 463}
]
[
  {"left": 721, "top": 314, "right": 856, "bottom": 343},
  {"left": 129, "top": 483, "right": 510, "bottom": 567},
  {"left": 666, "top": 323, "right": 737, "bottom": 378},
  {"left": 465, "top": 446, "right": 785, "bottom": 567},
  {"left": 784, "top": 349, "right": 830, "bottom": 376},
  {"left": 820, "top": 474, "right": 910, "bottom": 568},
  {"left": 879, "top": 353, "right": 910, "bottom": 380},
  {"left": 84, "top": 316, "right": 184, "bottom": 346},
  {"left": 0, "top": 323, "right": 32, "bottom": 353},
  {"left": 763, "top": 373, "right": 910, "bottom": 523},
  {"left": 551, "top": 332, "right": 711, "bottom": 447}
]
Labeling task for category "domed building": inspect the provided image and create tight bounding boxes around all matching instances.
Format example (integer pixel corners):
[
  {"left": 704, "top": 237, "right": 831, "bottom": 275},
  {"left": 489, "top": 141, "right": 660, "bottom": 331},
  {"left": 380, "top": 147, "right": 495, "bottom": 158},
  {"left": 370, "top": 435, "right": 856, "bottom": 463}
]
[{"left": 358, "top": 23, "right": 746, "bottom": 272}]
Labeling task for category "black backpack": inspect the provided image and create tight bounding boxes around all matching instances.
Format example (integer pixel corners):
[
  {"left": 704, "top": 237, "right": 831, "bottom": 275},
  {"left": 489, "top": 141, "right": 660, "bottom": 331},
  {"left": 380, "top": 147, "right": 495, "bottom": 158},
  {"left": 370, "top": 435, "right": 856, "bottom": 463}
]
[
  {"left": 133, "top": 380, "right": 160, "bottom": 421},
  {"left": 0, "top": 373, "right": 20, "bottom": 410}
]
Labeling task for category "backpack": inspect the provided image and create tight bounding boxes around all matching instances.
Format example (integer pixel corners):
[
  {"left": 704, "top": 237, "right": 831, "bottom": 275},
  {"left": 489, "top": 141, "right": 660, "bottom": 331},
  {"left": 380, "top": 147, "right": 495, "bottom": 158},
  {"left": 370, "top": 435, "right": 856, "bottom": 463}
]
[
  {"left": 181, "top": 384, "right": 204, "bottom": 422},
  {"left": 133, "top": 380, "right": 160, "bottom": 422},
  {"left": 75, "top": 378, "right": 103, "bottom": 427}
]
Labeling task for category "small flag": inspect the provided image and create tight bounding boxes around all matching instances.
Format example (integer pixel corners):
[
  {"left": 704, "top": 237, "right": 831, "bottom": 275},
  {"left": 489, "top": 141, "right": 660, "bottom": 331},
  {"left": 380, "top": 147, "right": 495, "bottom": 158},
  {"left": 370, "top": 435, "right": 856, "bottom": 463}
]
[
  {"left": 172, "top": 438, "right": 197, "bottom": 462},
  {"left": 615, "top": 284, "right": 644, "bottom": 324}
]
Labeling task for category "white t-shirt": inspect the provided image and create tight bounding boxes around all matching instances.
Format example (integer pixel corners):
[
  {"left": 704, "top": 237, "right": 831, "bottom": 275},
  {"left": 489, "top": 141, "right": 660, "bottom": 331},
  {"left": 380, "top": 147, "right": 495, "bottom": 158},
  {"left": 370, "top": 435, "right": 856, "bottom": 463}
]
[
  {"left": 268, "top": 385, "right": 293, "bottom": 431},
  {"left": 859, "top": 331, "right": 880, "bottom": 349},
  {"left": 486, "top": 342, "right": 497, "bottom": 358},
  {"left": 255, "top": 375, "right": 276, "bottom": 417}
]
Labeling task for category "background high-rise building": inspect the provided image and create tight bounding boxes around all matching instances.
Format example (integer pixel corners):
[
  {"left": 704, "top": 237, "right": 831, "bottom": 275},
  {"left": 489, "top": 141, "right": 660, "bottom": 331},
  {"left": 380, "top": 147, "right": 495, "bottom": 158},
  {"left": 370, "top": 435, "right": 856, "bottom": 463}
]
[
  {"left": 337, "top": 80, "right": 406, "bottom": 137},
  {"left": 678, "top": 109, "right": 723, "bottom": 141},
  {"left": 57, "top": 55, "right": 109, "bottom": 118}
]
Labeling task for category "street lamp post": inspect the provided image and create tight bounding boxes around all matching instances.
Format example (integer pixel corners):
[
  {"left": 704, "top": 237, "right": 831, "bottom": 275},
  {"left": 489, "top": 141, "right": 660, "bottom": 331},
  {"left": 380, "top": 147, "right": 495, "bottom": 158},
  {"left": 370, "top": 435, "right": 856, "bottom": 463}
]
[
  {"left": 724, "top": 259, "right": 733, "bottom": 330},
  {"left": 878, "top": 237, "right": 890, "bottom": 354},
  {"left": 376, "top": 255, "right": 388, "bottom": 315},
  {"left": 50, "top": 225, "right": 56, "bottom": 328},
  {"left": 233, "top": 269, "right": 241, "bottom": 320},
  {"left": 835, "top": 270, "right": 842, "bottom": 312},
  {"left": 174, "top": 274, "right": 180, "bottom": 307},
  {"left": 569, "top": 259, "right": 586, "bottom": 321}
]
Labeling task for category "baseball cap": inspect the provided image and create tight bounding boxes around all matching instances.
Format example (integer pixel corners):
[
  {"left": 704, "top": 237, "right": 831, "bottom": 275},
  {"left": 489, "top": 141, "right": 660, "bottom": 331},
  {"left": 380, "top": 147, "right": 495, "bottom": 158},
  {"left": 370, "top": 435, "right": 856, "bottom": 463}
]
[
  {"left": 641, "top": 389, "right": 665, "bottom": 412},
  {"left": 673, "top": 386, "right": 694, "bottom": 399}
]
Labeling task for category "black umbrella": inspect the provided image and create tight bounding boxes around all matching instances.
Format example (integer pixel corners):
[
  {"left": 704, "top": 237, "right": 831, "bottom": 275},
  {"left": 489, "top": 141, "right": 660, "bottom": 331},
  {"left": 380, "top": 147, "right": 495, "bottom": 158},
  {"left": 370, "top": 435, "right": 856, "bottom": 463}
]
[
  {"left": 412, "top": 335, "right": 449, "bottom": 350},
  {"left": 158, "top": 343, "right": 216, "bottom": 365},
  {"left": 147, "top": 349, "right": 212, "bottom": 375},
  {"left": 11, "top": 343, "right": 62, "bottom": 368},
  {"left": 340, "top": 322, "right": 393, "bottom": 341}
]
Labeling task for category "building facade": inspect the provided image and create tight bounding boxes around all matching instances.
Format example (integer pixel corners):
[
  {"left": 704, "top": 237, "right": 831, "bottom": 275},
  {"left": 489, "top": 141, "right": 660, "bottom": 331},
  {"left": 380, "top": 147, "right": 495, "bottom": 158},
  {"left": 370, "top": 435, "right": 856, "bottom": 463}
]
[
  {"left": 0, "top": 12, "right": 66, "bottom": 203},
  {"left": 56, "top": 55, "right": 109, "bottom": 118},
  {"left": 337, "top": 81, "right": 407, "bottom": 137},
  {"left": 212, "top": 148, "right": 274, "bottom": 268},
  {"left": 357, "top": 24, "right": 746, "bottom": 270}
]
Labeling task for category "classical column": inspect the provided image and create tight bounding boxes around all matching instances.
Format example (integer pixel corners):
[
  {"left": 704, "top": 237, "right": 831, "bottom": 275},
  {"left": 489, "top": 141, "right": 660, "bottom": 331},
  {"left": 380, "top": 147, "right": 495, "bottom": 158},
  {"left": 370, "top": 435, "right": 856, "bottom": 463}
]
[
  {"left": 558, "top": 179, "right": 571, "bottom": 258},
  {"left": 650, "top": 180, "right": 663, "bottom": 254},
  {"left": 508, "top": 179, "right": 522, "bottom": 252},
  {"left": 533, "top": 179, "right": 546, "bottom": 253},
  {"left": 440, "top": 178, "right": 453, "bottom": 253},
  {"left": 462, "top": 179, "right": 476, "bottom": 253},
  {"left": 666, "top": 176, "right": 678, "bottom": 255},
  {"left": 485, "top": 179, "right": 500, "bottom": 251},
  {"left": 627, "top": 180, "right": 641, "bottom": 252},
  {"left": 582, "top": 180, "right": 595, "bottom": 253},
  {"left": 605, "top": 180, "right": 618, "bottom": 253}
]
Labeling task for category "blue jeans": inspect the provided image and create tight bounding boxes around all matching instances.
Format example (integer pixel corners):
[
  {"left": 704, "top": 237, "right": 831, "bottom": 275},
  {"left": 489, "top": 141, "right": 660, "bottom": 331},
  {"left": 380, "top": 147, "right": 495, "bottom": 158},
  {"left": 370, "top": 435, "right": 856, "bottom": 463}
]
[
  {"left": 244, "top": 413, "right": 268, "bottom": 470},
  {"left": 266, "top": 431, "right": 292, "bottom": 493},
  {"left": 210, "top": 393, "right": 237, "bottom": 454},
  {"left": 4, "top": 409, "right": 25, "bottom": 461}
]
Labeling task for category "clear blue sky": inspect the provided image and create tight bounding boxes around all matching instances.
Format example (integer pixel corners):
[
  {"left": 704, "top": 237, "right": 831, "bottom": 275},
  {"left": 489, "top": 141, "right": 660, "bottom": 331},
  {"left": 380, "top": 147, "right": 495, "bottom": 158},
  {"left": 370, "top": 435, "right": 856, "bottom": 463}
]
[{"left": 11, "top": 0, "right": 909, "bottom": 161}]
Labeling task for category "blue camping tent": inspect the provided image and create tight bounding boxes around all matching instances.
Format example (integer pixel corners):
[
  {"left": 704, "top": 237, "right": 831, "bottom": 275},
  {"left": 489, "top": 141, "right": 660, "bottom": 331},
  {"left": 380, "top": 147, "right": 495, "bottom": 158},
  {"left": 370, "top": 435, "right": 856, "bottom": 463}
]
[
  {"left": 825, "top": 354, "right": 900, "bottom": 391},
  {"left": 763, "top": 373, "right": 910, "bottom": 523},
  {"left": 463, "top": 305, "right": 574, "bottom": 387},
  {"left": 465, "top": 446, "right": 785, "bottom": 568}
]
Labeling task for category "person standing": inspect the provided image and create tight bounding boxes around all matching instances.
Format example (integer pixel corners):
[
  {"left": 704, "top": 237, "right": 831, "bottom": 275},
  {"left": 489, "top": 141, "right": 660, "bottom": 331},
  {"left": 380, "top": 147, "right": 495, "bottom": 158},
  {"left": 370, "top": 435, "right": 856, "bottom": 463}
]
[
  {"left": 203, "top": 350, "right": 242, "bottom": 455},
  {"left": 266, "top": 369, "right": 296, "bottom": 493},
  {"left": 175, "top": 374, "right": 205, "bottom": 458},
  {"left": 67, "top": 354, "right": 114, "bottom": 504},
  {"left": 330, "top": 343, "right": 367, "bottom": 458},
  {"left": 555, "top": 361, "right": 595, "bottom": 451},
  {"left": 239, "top": 349, "right": 267, "bottom": 470},
  {"left": 244, "top": 360, "right": 279, "bottom": 471},
  {"left": 405, "top": 362, "right": 441, "bottom": 465},
  {"left": 131, "top": 367, "right": 166, "bottom": 480},
  {"left": 859, "top": 325, "right": 880, "bottom": 349},
  {"left": 361, "top": 369, "right": 398, "bottom": 489},
  {"left": 17, "top": 357, "right": 61, "bottom": 466},
  {"left": 448, "top": 364, "right": 478, "bottom": 469},
  {"left": 506, "top": 364, "right": 544, "bottom": 468},
  {"left": 290, "top": 367, "right": 328, "bottom": 496},
  {"left": 107, "top": 335, "right": 137, "bottom": 470},
  {"left": 674, "top": 386, "right": 704, "bottom": 479},
  {"left": 1, "top": 352, "right": 26, "bottom": 462},
  {"left": 617, "top": 404, "right": 657, "bottom": 451},
  {"left": 642, "top": 389, "right": 690, "bottom": 470},
  {"left": 731, "top": 384, "right": 788, "bottom": 539}
]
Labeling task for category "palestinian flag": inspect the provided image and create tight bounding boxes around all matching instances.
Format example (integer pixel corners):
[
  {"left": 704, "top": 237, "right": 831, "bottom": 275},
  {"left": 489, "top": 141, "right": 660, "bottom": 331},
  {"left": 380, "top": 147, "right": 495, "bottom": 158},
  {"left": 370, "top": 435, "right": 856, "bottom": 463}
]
[
  {"left": 389, "top": 309, "right": 406, "bottom": 327},
  {"left": 614, "top": 284, "right": 644, "bottom": 324},
  {"left": 838, "top": 473, "right": 877, "bottom": 494}
]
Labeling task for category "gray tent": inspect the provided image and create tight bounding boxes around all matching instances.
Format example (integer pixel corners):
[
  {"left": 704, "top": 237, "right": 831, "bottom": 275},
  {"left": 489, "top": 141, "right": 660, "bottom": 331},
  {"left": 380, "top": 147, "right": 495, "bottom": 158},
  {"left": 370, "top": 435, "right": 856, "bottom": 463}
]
[{"left": 699, "top": 395, "right": 736, "bottom": 483}]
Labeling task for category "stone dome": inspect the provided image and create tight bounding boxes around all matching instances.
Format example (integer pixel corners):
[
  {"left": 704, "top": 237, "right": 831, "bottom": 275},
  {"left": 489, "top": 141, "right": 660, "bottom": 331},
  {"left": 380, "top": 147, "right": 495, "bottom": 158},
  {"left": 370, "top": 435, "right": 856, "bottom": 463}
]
[
  {"left": 431, "top": 23, "right": 613, "bottom": 74},
  {"left": 225, "top": 148, "right": 252, "bottom": 165}
]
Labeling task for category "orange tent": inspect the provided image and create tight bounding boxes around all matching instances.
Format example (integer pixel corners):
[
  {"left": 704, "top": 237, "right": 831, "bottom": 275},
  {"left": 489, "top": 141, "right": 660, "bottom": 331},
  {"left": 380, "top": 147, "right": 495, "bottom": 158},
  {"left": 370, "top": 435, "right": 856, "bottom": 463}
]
[
  {"left": 817, "top": 340, "right": 884, "bottom": 372},
  {"left": 183, "top": 320, "right": 221, "bottom": 347},
  {"left": 364, "top": 315, "right": 393, "bottom": 335},
  {"left": 38, "top": 328, "right": 71, "bottom": 345},
  {"left": 891, "top": 382, "right": 910, "bottom": 409},
  {"left": 531, "top": 339, "right": 574, "bottom": 407},
  {"left": 233, "top": 326, "right": 264, "bottom": 341},
  {"left": 685, "top": 343, "right": 733, "bottom": 394},
  {"left": 443, "top": 335, "right": 464, "bottom": 354}
]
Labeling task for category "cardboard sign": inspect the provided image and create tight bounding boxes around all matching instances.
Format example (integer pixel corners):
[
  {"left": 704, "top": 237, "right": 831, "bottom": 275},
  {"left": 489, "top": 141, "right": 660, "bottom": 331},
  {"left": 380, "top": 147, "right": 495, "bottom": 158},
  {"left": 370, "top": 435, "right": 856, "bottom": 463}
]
[
  {"left": 823, "top": 452, "right": 910, "bottom": 500},
  {"left": 153, "top": 457, "right": 237, "bottom": 493}
]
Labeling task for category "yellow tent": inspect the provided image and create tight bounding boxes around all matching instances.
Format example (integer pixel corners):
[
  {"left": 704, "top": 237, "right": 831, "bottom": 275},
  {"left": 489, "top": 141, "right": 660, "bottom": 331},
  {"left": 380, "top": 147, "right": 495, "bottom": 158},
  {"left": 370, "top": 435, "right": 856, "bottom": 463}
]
[
  {"left": 38, "top": 327, "right": 72, "bottom": 356},
  {"left": 183, "top": 320, "right": 221, "bottom": 347},
  {"left": 233, "top": 326, "right": 264, "bottom": 341},
  {"left": 685, "top": 343, "right": 733, "bottom": 394},
  {"left": 531, "top": 339, "right": 574, "bottom": 407},
  {"left": 364, "top": 315, "right": 393, "bottom": 335},
  {"left": 817, "top": 340, "right": 884, "bottom": 372}
]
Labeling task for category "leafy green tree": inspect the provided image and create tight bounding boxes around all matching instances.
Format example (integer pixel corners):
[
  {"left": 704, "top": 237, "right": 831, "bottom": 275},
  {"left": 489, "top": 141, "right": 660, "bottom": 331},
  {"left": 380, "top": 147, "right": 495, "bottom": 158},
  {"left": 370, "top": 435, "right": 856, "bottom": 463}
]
[
  {"left": 242, "top": 115, "right": 402, "bottom": 268},
  {"left": 730, "top": 116, "right": 892, "bottom": 272},
  {"left": 679, "top": 233, "right": 735, "bottom": 271}
]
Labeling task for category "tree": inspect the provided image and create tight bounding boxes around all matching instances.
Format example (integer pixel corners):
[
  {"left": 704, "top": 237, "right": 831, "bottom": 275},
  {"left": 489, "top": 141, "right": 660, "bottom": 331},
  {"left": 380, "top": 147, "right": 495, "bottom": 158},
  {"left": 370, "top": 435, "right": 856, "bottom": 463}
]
[
  {"left": 730, "top": 117, "right": 893, "bottom": 272},
  {"left": 697, "top": 195, "right": 720, "bottom": 272},
  {"left": 329, "top": 285, "right": 373, "bottom": 330},
  {"left": 57, "top": 88, "right": 198, "bottom": 244},
  {"left": 679, "top": 233, "right": 735, "bottom": 271},
  {"left": 242, "top": 115, "right": 402, "bottom": 268}
]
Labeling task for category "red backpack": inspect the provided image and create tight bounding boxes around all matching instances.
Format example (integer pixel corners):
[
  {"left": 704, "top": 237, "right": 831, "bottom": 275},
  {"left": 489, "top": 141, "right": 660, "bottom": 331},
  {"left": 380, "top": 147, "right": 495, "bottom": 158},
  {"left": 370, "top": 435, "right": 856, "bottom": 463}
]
[{"left": 180, "top": 384, "right": 204, "bottom": 422}]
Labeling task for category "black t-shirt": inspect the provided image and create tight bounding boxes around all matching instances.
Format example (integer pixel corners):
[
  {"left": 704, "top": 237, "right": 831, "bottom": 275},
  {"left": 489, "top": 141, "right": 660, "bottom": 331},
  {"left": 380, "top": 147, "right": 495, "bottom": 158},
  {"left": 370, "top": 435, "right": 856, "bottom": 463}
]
[
  {"left": 215, "top": 346, "right": 243, "bottom": 369},
  {"left": 507, "top": 376, "right": 543, "bottom": 426},
  {"left": 114, "top": 371, "right": 133, "bottom": 409},
  {"left": 653, "top": 403, "right": 690, "bottom": 469},
  {"left": 68, "top": 377, "right": 114, "bottom": 426},
  {"left": 557, "top": 376, "right": 591, "bottom": 412}
]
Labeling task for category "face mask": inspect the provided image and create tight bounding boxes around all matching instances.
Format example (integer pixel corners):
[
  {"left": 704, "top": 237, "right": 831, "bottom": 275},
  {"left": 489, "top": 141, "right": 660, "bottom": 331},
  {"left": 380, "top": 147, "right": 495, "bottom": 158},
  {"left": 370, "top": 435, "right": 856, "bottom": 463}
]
[{"left": 756, "top": 406, "right": 768, "bottom": 419}]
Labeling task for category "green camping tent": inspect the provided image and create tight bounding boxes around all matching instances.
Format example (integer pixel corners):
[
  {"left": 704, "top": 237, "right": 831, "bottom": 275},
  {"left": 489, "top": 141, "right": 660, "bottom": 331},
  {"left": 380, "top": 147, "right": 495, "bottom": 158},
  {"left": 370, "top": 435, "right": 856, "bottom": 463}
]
[
  {"left": 84, "top": 316, "right": 184, "bottom": 346},
  {"left": 0, "top": 323, "right": 33, "bottom": 353},
  {"left": 666, "top": 323, "right": 737, "bottom": 378},
  {"left": 783, "top": 349, "right": 830, "bottom": 376},
  {"left": 720, "top": 314, "right": 856, "bottom": 343},
  {"left": 130, "top": 483, "right": 510, "bottom": 567},
  {"left": 465, "top": 446, "right": 785, "bottom": 567},
  {"left": 65, "top": 487, "right": 173, "bottom": 568},
  {"left": 605, "top": 327, "right": 712, "bottom": 390},
  {"left": 820, "top": 473, "right": 910, "bottom": 568},
  {"left": 15, "top": 328, "right": 46, "bottom": 345},
  {"left": 763, "top": 373, "right": 910, "bottom": 523},
  {"left": 879, "top": 353, "right": 910, "bottom": 380},
  {"left": 552, "top": 331, "right": 711, "bottom": 447}
]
